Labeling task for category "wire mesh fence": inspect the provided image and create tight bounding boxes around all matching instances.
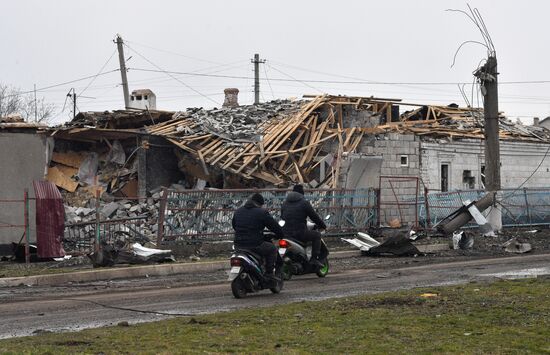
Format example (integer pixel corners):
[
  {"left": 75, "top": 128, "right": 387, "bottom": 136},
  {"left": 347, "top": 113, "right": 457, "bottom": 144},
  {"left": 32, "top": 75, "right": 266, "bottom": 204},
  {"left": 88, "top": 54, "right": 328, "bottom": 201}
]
[
  {"left": 64, "top": 216, "right": 150, "bottom": 254},
  {"left": 158, "top": 188, "right": 378, "bottom": 244},
  {"left": 417, "top": 188, "right": 550, "bottom": 228}
]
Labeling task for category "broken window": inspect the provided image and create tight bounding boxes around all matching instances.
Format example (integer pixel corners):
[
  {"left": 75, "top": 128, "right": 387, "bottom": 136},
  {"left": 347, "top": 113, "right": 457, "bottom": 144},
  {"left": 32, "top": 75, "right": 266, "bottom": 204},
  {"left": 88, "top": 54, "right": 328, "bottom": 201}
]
[
  {"left": 136, "top": 95, "right": 142, "bottom": 100},
  {"left": 441, "top": 164, "right": 449, "bottom": 192},
  {"left": 463, "top": 170, "right": 475, "bottom": 189},
  {"left": 130, "top": 96, "right": 135, "bottom": 101},
  {"left": 400, "top": 155, "right": 408, "bottom": 167},
  {"left": 144, "top": 95, "right": 148, "bottom": 100}
]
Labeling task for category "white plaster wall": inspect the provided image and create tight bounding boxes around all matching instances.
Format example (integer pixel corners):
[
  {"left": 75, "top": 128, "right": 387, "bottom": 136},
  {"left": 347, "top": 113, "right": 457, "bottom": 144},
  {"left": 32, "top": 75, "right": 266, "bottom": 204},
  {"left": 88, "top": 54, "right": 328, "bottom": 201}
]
[{"left": 420, "top": 139, "right": 550, "bottom": 191}]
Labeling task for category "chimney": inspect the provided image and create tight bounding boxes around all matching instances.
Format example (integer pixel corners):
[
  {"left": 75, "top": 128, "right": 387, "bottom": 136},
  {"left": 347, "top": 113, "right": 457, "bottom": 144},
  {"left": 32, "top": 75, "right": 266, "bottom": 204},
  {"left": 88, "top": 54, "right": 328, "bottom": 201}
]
[
  {"left": 223, "top": 88, "right": 239, "bottom": 108},
  {"left": 533, "top": 117, "right": 540, "bottom": 126}
]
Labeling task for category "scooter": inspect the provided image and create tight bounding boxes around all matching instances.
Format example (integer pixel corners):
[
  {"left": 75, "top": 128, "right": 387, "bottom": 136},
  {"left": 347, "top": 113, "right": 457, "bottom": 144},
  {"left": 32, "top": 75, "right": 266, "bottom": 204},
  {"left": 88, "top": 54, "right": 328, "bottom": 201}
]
[
  {"left": 277, "top": 216, "right": 330, "bottom": 280},
  {"left": 228, "top": 233, "right": 284, "bottom": 299}
]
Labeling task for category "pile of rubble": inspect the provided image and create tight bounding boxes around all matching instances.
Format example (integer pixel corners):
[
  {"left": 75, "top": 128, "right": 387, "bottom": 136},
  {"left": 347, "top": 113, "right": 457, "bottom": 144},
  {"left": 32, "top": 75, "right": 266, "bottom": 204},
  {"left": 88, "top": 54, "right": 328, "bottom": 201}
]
[{"left": 182, "top": 99, "right": 302, "bottom": 142}]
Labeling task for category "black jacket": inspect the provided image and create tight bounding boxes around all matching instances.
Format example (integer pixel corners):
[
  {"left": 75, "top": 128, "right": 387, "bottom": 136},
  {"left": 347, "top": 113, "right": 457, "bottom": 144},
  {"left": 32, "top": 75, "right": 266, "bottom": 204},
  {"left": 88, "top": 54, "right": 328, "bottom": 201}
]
[
  {"left": 232, "top": 200, "right": 284, "bottom": 247},
  {"left": 281, "top": 191, "right": 326, "bottom": 238}
]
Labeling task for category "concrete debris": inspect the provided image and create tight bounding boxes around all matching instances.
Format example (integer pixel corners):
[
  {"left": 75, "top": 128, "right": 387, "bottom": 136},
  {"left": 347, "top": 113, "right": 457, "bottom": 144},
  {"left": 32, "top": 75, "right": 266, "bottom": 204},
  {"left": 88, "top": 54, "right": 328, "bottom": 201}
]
[
  {"left": 503, "top": 238, "right": 532, "bottom": 254},
  {"left": 100, "top": 202, "right": 119, "bottom": 218},
  {"left": 452, "top": 231, "right": 474, "bottom": 250}
]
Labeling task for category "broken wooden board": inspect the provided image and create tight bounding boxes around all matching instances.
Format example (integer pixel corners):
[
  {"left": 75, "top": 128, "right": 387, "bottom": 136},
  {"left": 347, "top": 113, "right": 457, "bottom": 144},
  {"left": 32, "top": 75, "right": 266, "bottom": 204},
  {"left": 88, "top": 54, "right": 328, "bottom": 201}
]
[
  {"left": 53, "top": 164, "right": 79, "bottom": 178},
  {"left": 46, "top": 166, "right": 79, "bottom": 192},
  {"left": 52, "top": 151, "right": 87, "bottom": 168}
]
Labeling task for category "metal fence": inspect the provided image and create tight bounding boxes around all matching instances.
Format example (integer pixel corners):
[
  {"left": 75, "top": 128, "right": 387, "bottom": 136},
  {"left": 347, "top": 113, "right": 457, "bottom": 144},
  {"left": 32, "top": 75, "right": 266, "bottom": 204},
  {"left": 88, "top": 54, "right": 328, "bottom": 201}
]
[
  {"left": 158, "top": 188, "right": 378, "bottom": 244},
  {"left": 418, "top": 188, "right": 550, "bottom": 228},
  {"left": 0, "top": 191, "right": 31, "bottom": 263},
  {"left": 378, "top": 176, "right": 421, "bottom": 227},
  {"left": 64, "top": 216, "right": 150, "bottom": 254}
]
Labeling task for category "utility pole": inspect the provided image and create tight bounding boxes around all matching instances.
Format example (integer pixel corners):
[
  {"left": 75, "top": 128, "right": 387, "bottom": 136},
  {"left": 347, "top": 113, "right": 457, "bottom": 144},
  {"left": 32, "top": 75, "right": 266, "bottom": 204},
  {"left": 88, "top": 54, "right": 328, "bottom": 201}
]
[
  {"left": 66, "top": 88, "right": 77, "bottom": 120},
  {"left": 34, "top": 84, "right": 37, "bottom": 122},
  {"left": 116, "top": 34, "right": 130, "bottom": 109},
  {"left": 474, "top": 55, "right": 501, "bottom": 230},
  {"left": 251, "top": 53, "right": 265, "bottom": 105}
]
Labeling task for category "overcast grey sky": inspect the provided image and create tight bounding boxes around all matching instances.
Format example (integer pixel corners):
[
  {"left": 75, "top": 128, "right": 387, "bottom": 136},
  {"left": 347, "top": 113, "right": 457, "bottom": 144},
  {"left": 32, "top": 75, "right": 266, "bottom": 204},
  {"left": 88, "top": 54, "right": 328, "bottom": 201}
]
[{"left": 2, "top": 0, "right": 549, "bottom": 125}]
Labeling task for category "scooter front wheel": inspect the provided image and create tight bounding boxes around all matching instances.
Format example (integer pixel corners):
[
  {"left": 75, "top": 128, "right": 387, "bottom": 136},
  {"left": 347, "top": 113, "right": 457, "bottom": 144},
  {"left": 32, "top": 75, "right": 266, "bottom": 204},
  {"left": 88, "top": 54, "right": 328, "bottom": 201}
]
[
  {"left": 231, "top": 277, "right": 247, "bottom": 298},
  {"left": 316, "top": 258, "right": 329, "bottom": 278},
  {"left": 281, "top": 262, "right": 293, "bottom": 281}
]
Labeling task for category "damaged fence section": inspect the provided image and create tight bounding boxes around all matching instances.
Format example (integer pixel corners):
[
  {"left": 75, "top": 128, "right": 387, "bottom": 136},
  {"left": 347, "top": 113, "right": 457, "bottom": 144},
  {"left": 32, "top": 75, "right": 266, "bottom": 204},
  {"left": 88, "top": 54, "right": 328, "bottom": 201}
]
[
  {"left": 64, "top": 216, "right": 150, "bottom": 254},
  {"left": 418, "top": 188, "right": 550, "bottom": 228},
  {"left": 158, "top": 188, "right": 378, "bottom": 244}
]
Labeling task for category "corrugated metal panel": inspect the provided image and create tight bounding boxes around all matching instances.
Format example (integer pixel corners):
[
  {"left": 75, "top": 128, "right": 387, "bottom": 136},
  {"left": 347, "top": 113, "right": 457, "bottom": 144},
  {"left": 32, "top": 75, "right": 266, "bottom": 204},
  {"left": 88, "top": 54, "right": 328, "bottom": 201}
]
[{"left": 33, "top": 180, "right": 65, "bottom": 258}]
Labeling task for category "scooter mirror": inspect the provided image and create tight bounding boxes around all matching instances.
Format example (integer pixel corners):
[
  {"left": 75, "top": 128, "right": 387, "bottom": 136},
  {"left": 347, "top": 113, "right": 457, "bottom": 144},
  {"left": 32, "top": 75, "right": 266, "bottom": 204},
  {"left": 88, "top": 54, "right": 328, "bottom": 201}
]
[{"left": 279, "top": 220, "right": 285, "bottom": 227}]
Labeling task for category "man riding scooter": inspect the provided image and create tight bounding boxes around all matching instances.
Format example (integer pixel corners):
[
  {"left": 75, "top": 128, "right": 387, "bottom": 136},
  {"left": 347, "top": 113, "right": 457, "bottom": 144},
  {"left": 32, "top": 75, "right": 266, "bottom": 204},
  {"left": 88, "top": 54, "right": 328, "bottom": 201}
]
[
  {"left": 281, "top": 184, "right": 327, "bottom": 269},
  {"left": 232, "top": 192, "right": 284, "bottom": 286}
]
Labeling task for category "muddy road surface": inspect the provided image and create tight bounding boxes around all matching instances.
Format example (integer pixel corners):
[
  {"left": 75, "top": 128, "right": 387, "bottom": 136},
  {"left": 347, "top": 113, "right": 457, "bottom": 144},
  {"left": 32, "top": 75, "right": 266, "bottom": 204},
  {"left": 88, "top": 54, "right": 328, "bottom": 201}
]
[{"left": 0, "top": 253, "right": 548, "bottom": 339}]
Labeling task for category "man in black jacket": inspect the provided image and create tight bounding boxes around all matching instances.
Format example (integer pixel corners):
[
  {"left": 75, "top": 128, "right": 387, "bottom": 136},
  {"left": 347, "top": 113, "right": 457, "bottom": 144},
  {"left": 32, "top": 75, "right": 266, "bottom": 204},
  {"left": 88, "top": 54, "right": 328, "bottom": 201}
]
[
  {"left": 281, "top": 184, "right": 327, "bottom": 267},
  {"left": 232, "top": 193, "right": 284, "bottom": 277}
]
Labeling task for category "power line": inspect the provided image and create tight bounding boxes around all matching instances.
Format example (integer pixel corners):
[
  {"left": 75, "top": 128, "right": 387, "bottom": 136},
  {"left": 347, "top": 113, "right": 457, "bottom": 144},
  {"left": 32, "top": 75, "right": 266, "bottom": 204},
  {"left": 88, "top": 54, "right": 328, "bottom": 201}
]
[
  {"left": 4, "top": 69, "right": 120, "bottom": 98},
  {"left": 127, "top": 67, "right": 550, "bottom": 86},
  {"left": 79, "top": 49, "right": 118, "bottom": 97},
  {"left": 124, "top": 44, "right": 220, "bottom": 106}
]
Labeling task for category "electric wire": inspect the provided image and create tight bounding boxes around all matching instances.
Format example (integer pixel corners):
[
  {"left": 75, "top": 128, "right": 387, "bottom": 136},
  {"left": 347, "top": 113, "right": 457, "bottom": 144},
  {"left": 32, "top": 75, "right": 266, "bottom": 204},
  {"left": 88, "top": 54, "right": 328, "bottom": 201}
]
[
  {"left": 263, "top": 63, "right": 276, "bottom": 100},
  {"left": 79, "top": 49, "right": 117, "bottom": 97},
  {"left": 3, "top": 70, "right": 120, "bottom": 98},
  {"left": 62, "top": 298, "right": 196, "bottom": 317},
  {"left": 124, "top": 43, "right": 220, "bottom": 105},
  {"left": 127, "top": 67, "right": 550, "bottom": 86}
]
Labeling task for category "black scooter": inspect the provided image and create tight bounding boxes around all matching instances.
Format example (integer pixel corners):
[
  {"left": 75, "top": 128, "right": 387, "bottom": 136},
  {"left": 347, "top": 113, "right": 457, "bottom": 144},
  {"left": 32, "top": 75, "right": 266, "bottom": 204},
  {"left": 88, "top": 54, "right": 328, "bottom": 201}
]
[{"left": 228, "top": 233, "right": 284, "bottom": 299}]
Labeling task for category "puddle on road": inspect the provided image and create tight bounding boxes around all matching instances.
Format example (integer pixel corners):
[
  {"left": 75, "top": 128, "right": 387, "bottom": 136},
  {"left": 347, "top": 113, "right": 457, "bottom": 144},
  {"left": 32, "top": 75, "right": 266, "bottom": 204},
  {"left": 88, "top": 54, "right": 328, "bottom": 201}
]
[{"left": 480, "top": 267, "right": 550, "bottom": 279}]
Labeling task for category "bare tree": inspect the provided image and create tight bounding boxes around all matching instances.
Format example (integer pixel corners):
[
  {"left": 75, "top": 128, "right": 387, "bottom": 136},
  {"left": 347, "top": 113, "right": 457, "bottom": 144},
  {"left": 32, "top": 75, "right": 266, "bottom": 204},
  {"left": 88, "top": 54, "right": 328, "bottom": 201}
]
[{"left": 0, "top": 83, "right": 55, "bottom": 123}]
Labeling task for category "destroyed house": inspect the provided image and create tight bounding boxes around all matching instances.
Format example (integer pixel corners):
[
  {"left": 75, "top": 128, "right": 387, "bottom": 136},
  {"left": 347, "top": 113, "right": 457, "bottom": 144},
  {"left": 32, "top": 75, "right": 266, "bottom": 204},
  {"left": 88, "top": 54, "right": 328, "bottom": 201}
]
[{"left": 3, "top": 94, "right": 550, "bottom": 249}]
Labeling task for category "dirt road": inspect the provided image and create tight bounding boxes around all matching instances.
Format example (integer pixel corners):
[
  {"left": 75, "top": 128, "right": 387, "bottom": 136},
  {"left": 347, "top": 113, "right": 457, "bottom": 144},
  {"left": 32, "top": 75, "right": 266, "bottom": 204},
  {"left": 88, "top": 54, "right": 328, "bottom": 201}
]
[{"left": 0, "top": 253, "right": 548, "bottom": 339}]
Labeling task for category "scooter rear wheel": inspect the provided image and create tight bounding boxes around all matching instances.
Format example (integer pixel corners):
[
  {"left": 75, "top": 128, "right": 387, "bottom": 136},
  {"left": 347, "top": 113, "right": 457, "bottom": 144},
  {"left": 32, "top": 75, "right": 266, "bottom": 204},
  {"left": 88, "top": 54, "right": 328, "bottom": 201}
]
[
  {"left": 231, "top": 277, "right": 247, "bottom": 298},
  {"left": 316, "top": 258, "right": 329, "bottom": 278}
]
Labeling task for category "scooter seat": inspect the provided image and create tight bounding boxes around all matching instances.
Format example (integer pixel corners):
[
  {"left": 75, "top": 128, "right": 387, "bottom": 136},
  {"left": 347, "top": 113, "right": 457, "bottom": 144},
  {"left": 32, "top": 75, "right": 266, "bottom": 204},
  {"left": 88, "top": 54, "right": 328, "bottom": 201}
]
[{"left": 234, "top": 248, "right": 264, "bottom": 264}]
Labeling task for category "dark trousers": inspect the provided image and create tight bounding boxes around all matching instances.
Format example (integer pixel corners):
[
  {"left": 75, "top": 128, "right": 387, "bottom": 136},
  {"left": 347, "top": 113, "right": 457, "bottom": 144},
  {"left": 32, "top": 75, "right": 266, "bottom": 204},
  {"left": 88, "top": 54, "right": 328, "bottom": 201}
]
[
  {"left": 248, "top": 241, "right": 277, "bottom": 274},
  {"left": 297, "top": 230, "right": 322, "bottom": 259}
]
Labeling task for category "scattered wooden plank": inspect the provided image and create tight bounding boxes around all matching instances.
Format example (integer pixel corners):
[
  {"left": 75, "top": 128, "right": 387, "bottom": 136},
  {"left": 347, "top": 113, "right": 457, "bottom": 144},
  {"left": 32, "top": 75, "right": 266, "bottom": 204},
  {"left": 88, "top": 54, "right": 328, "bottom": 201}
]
[{"left": 46, "top": 166, "right": 79, "bottom": 192}]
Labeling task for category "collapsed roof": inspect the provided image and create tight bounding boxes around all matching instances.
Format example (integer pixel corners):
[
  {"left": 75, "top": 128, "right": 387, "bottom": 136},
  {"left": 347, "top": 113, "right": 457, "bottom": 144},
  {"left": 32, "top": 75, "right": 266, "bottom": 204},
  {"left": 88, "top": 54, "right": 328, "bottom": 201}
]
[
  {"left": 41, "top": 94, "right": 550, "bottom": 189},
  {"left": 143, "top": 95, "right": 550, "bottom": 187}
]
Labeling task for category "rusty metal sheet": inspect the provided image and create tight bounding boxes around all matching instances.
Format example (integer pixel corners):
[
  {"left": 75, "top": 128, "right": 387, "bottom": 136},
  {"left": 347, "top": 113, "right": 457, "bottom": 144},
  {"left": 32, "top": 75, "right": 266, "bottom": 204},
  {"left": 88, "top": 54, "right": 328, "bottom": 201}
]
[{"left": 33, "top": 180, "right": 66, "bottom": 258}]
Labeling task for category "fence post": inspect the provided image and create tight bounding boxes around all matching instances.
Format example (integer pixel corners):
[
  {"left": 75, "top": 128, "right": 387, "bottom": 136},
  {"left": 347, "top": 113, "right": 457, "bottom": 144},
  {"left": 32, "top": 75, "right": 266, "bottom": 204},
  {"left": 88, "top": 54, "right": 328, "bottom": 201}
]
[
  {"left": 424, "top": 187, "right": 431, "bottom": 229},
  {"left": 157, "top": 187, "right": 168, "bottom": 246},
  {"left": 24, "top": 189, "right": 30, "bottom": 265},
  {"left": 376, "top": 188, "right": 381, "bottom": 228},
  {"left": 523, "top": 188, "right": 531, "bottom": 224},
  {"left": 95, "top": 189, "right": 100, "bottom": 253}
]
